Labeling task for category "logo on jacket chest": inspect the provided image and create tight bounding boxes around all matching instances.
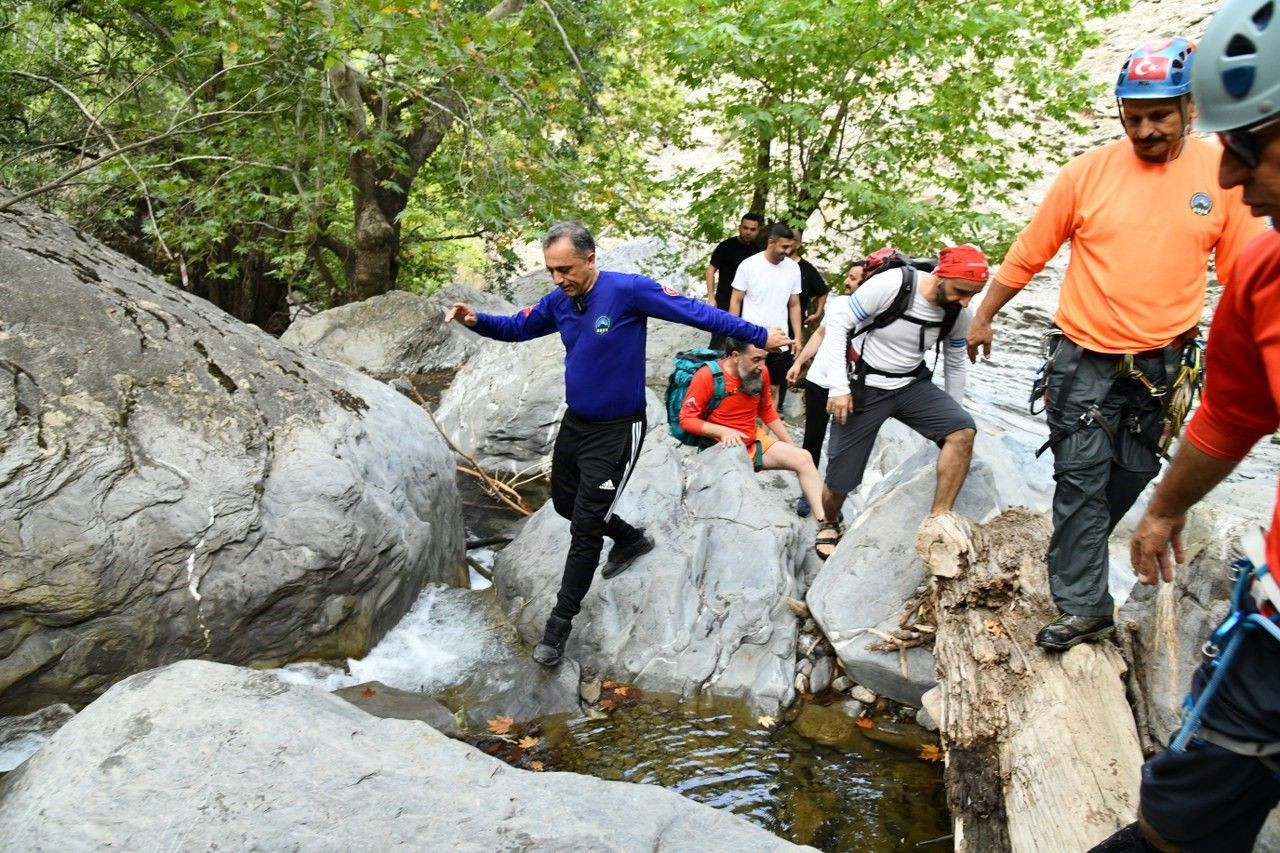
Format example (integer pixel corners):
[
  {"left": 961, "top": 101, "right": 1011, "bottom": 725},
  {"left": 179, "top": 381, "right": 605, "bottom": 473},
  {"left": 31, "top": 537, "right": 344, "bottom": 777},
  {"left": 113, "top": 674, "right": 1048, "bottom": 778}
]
[
  {"left": 594, "top": 315, "right": 612, "bottom": 335},
  {"left": 1189, "top": 192, "right": 1213, "bottom": 216}
]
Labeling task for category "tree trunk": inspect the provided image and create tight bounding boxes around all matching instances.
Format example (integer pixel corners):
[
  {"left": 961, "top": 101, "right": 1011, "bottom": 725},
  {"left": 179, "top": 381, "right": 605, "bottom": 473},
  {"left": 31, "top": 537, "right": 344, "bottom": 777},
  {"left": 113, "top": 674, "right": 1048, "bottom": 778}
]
[
  {"left": 748, "top": 129, "right": 770, "bottom": 216},
  {"left": 915, "top": 509, "right": 1144, "bottom": 852}
]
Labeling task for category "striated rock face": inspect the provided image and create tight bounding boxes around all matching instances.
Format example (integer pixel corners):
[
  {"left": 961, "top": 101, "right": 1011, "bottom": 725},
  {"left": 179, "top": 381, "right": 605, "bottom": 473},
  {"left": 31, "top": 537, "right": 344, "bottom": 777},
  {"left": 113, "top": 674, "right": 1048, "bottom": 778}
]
[
  {"left": 0, "top": 203, "right": 465, "bottom": 714},
  {"left": 0, "top": 660, "right": 803, "bottom": 851},
  {"left": 495, "top": 435, "right": 805, "bottom": 714},
  {"left": 280, "top": 284, "right": 514, "bottom": 377}
]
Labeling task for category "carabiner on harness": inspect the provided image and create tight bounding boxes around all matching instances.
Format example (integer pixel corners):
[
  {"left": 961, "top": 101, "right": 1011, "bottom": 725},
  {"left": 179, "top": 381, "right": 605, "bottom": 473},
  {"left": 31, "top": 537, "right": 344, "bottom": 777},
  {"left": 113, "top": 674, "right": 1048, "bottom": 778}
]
[{"left": 1028, "top": 329, "right": 1063, "bottom": 416}]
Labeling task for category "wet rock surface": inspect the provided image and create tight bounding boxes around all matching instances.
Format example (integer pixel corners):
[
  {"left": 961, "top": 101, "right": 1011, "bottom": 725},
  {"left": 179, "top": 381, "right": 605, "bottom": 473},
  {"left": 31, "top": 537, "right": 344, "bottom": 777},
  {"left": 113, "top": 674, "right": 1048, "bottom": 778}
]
[{"left": 0, "top": 660, "right": 804, "bottom": 851}]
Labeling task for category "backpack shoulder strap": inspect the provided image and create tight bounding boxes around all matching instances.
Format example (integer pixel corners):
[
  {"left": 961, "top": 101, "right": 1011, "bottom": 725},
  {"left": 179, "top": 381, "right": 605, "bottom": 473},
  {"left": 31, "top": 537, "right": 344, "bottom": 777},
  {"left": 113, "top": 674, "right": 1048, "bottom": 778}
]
[
  {"left": 704, "top": 360, "right": 729, "bottom": 413},
  {"left": 867, "top": 266, "right": 917, "bottom": 331}
]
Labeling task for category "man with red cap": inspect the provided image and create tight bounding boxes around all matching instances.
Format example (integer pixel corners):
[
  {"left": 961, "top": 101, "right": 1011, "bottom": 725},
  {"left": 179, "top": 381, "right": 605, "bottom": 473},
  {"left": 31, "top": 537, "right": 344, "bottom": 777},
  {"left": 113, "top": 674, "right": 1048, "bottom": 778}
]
[
  {"left": 806, "top": 244, "right": 988, "bottom": 560},
  {"left": 966, "top": 36, "right": 1264, "bottom": 652}
]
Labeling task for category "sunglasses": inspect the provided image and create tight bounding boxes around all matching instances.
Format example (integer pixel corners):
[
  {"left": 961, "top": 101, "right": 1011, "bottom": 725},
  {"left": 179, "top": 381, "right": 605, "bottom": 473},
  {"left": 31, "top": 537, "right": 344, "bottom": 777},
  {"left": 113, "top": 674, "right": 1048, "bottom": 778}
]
[{"left": 1219, "top": 115, "right": 1280, "bottom": 169}]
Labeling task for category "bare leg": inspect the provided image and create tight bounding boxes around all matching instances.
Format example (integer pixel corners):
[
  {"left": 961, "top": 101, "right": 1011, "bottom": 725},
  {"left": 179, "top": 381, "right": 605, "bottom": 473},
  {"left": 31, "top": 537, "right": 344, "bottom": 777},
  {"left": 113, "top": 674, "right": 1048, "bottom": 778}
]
[
  {"left": 932, "top": 428, "right": 976, "bottom": 514},
  {"left": 762, "top": 442, "right": 826, "bottom": 522}
]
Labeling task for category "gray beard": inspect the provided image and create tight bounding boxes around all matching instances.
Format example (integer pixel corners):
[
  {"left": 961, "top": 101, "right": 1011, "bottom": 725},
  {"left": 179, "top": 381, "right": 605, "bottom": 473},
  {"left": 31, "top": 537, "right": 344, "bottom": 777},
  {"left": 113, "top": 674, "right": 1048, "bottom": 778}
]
[{"left": 741, "top": 371, "right": 765, "bottom": 396}]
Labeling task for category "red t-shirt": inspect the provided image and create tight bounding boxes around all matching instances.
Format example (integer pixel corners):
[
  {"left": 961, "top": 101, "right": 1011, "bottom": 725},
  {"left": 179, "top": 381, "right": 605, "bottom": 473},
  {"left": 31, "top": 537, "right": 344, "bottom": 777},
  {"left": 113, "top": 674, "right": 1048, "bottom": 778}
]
[
  {"left": 678, "top": 360, "right": 777, "bottom": 442},
  {"left": 1185, "top": 229, "right": 1280, "bottom": 569}
]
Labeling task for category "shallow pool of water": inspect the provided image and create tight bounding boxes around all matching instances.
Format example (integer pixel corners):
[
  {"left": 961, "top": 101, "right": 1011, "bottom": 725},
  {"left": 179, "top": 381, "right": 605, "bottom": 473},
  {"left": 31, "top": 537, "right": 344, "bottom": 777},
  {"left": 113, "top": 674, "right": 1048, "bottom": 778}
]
[{"left": 548, "top": 693, "right": 951, "bottom": 851}]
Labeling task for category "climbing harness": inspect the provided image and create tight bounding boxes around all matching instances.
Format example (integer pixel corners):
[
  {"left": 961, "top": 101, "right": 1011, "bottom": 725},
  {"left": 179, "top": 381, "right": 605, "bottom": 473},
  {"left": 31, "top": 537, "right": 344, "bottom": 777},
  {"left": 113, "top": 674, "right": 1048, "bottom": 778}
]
[
  {"left": 1032, "top": 330, "right": 1195, "bottom": 460},
  {"left": 1171, "top": 529, "right": 1280, "bottom": 755}
]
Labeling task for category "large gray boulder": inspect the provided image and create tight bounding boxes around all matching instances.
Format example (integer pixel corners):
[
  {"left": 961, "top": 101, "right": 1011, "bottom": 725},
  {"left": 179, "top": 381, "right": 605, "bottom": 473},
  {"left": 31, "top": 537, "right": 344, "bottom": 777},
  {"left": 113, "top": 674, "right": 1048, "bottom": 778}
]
[
  {"left": 808, "top": 423, "right": 1043, "bottom": 706},
  {"left": 495, "top": 435, "right": 805, "bottom": 714},
  {"left": 0, "top": 203, "right": 464, "bottom": 714},
  {"left": 0, "top": 660, "right": 801, "bottom": 851},
  {"left": 280, "top": 284, "right": 514, "bottom": 377}
]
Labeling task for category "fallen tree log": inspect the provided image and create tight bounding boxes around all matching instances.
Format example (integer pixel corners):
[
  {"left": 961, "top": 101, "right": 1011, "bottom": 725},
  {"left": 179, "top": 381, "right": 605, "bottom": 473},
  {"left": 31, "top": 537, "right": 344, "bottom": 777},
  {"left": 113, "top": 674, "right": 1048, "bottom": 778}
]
[{"left": 915, "top": 508, "right": 1144, "bottom": 852}]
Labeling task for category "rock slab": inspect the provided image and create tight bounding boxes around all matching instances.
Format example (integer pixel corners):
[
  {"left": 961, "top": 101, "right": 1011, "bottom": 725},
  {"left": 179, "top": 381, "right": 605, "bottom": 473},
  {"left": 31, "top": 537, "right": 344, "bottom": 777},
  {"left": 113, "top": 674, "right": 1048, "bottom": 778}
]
[
  {"left": 0, "top": 202, "right": 465, "bottom": 714},
  {"left": 0, "top": 660, "right": 802, "bottom": 852}
]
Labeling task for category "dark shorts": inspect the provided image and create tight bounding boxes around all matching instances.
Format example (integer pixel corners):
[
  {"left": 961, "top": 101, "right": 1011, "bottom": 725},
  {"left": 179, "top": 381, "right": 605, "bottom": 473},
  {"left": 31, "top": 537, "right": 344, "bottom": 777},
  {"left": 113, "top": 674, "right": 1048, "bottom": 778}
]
[
  {"left": 1141, "top": 740, "right": 1280, "bottom": 852},
  {"left": 765, "top": 350, "right": 793, "bottom": 387},
  {"left": 824, "top": 377, "right": 974, "bottom": 495}
]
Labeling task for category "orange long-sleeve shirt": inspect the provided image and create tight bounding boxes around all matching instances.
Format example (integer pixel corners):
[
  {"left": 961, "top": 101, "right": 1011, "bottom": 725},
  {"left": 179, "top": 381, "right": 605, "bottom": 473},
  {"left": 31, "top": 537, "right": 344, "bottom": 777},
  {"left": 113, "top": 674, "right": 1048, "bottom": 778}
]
[
  {"left": 997, "top": 136, "right": 1264, "bottom": 353},
  {"left": 1185, "top": 230, "right": 1280, "bottom": 570},
  {"left": 678, "top": 361, "right": 777, "bottom": 441}
]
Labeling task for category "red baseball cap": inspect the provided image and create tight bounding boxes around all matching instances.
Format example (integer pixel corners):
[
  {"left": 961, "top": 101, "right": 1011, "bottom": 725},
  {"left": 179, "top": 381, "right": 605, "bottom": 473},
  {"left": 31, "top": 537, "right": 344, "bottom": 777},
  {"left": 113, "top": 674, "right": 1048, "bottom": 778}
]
[{"left": 935, "top": 244, "right": 990, "bottom": 283}]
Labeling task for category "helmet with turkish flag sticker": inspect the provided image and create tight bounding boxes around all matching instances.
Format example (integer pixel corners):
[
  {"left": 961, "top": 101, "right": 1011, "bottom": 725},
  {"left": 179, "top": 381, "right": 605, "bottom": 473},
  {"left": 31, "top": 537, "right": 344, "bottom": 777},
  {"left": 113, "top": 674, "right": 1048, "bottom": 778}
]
[{"left": 1115, "top": 37, "right": 1196, "bottom": 100}]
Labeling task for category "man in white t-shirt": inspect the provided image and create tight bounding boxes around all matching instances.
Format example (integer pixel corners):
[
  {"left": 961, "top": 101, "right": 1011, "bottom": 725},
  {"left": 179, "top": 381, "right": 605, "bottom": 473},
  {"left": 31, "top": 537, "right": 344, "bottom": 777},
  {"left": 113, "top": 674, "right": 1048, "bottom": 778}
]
[
  {"left": 807, "top": 244, "right": 989, "bottom": 559},
  {"left": 730, "top": 222, "right": 803, "bottom": 409}
]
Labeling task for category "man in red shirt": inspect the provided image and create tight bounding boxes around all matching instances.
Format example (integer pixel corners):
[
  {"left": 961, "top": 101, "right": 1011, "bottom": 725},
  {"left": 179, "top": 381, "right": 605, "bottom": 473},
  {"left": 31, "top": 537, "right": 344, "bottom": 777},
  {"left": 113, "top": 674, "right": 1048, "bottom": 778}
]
[
  {"left": 679, "top": 337, "right": 835, "bottom": 553},
  {"left": 1092, "top": 2, "right": 1280, "bottom": 850}
]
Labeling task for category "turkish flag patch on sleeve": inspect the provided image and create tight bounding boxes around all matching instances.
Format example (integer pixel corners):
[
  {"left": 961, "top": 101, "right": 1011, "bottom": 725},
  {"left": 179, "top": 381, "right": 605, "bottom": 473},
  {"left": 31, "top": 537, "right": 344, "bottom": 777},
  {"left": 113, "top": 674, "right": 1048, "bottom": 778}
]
[{"left": 661, "top": 284, "right": 680, "bottom": 297}]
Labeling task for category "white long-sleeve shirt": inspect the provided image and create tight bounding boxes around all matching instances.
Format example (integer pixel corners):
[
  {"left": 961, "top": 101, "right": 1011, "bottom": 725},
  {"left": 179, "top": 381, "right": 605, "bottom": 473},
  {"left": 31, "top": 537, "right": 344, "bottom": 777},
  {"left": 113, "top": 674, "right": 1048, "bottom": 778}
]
[{"left": 807, "top": 267, "right": 970, "bottom": 401}]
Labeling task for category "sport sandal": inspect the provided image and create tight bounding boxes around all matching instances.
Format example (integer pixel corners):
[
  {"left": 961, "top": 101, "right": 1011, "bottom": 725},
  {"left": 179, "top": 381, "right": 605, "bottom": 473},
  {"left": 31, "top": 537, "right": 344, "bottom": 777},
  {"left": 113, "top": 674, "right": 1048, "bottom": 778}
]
[{"left": 814, "top": 520, "right": 843, "bottom": 561}]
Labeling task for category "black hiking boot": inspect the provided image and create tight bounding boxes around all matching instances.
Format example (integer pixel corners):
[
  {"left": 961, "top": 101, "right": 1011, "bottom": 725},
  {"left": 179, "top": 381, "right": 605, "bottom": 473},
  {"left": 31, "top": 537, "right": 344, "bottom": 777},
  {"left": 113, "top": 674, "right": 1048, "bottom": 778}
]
[
  {"left": 601, "top": 530, "right": 655, "bottom": 580},
  {"left": 1086, "top": 822, "right": 1159, "bottom": 852},
  {"left": 532, "top": 615, "right": 573, "bottom": 667},
  {"left": 1035, "top": 613, "right": 1115, "bottom": 652}
]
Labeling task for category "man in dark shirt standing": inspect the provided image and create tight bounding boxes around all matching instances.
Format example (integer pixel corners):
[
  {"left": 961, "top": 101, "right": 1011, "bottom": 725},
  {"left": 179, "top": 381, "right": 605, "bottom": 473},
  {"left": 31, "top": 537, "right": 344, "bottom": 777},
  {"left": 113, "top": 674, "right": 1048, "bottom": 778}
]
[
  {"left": 446, "top": 221, "right": 791, "bottom": 668},
  {"left": 789, "top": 233, "right": 831, "bottom": 331},
  {"left": 705, "top": 212, "right": 763, "bottom": 350}
]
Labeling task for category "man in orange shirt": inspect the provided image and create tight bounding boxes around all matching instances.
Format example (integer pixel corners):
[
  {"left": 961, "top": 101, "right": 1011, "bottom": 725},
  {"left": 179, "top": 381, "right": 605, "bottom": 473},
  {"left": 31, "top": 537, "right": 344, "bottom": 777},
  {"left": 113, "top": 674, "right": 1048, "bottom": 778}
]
[
  {"left": 967, "top": 37, "right": 1265, "bottom": 652},
  {"left": 679, "top": 337, "right": 834, "bottom": 552}
]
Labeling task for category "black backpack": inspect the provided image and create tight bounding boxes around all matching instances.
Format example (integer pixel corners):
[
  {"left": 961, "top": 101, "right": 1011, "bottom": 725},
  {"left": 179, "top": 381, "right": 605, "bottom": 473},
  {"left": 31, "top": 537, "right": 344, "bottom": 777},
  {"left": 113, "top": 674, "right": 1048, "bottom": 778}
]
[{"left": 845, "top": 255, "right": 960, "bottom": 391}]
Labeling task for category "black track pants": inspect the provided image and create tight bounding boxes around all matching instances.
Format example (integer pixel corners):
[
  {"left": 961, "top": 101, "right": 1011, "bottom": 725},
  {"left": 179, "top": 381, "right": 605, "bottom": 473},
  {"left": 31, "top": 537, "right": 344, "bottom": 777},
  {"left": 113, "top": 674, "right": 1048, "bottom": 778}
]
[
  {"left": 548, "top": 411, "right": 646, "bottom": 621},
  {"left": 801, "top": 379, "right": 830, "bottom": 467}
]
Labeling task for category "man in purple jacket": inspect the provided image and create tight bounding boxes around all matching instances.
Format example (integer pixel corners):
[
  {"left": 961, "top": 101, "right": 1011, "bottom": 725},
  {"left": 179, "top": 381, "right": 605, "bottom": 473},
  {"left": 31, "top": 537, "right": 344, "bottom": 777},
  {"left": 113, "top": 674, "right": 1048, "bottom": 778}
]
[{"left": 447, "top": 221, "right": 791, "bottom": 666}]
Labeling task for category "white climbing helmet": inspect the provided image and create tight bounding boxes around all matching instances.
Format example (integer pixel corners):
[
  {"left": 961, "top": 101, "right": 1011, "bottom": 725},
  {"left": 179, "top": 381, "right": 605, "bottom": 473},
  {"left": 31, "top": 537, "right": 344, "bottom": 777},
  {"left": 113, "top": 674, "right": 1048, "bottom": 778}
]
[{"left": 1192, "top": 0, "right": 1280, "bottom": 132}]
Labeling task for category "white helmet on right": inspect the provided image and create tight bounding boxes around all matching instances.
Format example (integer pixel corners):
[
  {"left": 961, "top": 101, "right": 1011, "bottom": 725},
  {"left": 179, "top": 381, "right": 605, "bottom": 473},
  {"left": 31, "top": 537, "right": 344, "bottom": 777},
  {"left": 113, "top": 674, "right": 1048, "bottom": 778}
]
[{"left": 1193, "top": 0, "right": 1280, "bottom": 132}]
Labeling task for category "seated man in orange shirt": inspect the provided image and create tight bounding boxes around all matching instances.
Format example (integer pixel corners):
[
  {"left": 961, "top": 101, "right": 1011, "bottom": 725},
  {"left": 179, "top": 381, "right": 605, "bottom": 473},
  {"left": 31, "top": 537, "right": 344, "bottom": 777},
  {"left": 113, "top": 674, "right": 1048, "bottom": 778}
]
[{"left": 679, "top": 337, "right": 834, "bottom": 557}]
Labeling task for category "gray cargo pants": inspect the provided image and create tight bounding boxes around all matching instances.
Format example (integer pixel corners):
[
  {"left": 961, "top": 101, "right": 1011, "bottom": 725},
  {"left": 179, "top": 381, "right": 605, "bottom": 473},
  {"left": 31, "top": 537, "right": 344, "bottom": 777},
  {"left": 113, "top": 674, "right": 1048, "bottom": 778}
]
[{"left": 1044, "top": 336, "right": 1183, "bottom": 616}]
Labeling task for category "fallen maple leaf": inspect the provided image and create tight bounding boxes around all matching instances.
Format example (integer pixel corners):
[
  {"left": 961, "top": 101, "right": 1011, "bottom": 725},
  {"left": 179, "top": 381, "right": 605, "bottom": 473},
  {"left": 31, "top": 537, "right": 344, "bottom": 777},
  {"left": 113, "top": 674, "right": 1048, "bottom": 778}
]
[
  {"left": 919, "top": 743, "right": 944, "bottom": 763},
  {"left": 855, "top": 717, "right": 875, "bottom": 729},
  {"left": 598, "top": 697, "right": 616, "bottom": 711},
  {"left": 361, "top": 687, "right": 376, "bottom": 699},
  {"left": 985, "top": 618, "right": 1007, "bottom": 639},
  {"left": 757, "top": 715, "right": 777, "bottom": 728},
  {"left": 517, "top": 736, "right": 539, "bottom": 749},
  {"left": 612, "top": 685, "right": 631, "bottom": 697},
  {"left": 487, "top": 715, "right": 515, "bottom": 735},
  {"left": 529, "top": 760, "right": 544, "bottom": 771},
  {"left": 601, "top": 680, "right": 618, "bottom": 689}
]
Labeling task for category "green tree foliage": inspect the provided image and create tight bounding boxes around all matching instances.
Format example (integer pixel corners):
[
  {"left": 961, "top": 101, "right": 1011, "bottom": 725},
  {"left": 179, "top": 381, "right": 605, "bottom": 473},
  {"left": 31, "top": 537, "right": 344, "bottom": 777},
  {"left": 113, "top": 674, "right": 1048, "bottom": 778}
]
[
  {"left": 0, "top": 0, "right": 677, "bottom": 328},
  {"left": 650, "top": 0, "right": 1129, "bottom": 262}
]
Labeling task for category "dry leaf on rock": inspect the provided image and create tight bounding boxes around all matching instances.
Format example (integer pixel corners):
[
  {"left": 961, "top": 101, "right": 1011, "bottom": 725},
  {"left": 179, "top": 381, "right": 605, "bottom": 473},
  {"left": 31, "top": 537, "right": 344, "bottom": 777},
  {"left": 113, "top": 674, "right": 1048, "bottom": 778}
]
[
  {"left": 919, "top": 743, "right": 944, "bottom": 762},
  {"left": 517, "top": 736, "right": 539, "bottom": 749}
]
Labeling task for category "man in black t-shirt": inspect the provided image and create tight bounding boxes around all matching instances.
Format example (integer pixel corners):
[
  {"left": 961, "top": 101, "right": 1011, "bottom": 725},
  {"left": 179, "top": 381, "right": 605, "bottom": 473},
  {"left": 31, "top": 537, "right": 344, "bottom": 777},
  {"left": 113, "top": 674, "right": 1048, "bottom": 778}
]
[
  {"left": 705, "top": 212, "right": 763, "bottom": 349},
  {"left": 787, "top": 233, "right": 830, "bottom": 331}
]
